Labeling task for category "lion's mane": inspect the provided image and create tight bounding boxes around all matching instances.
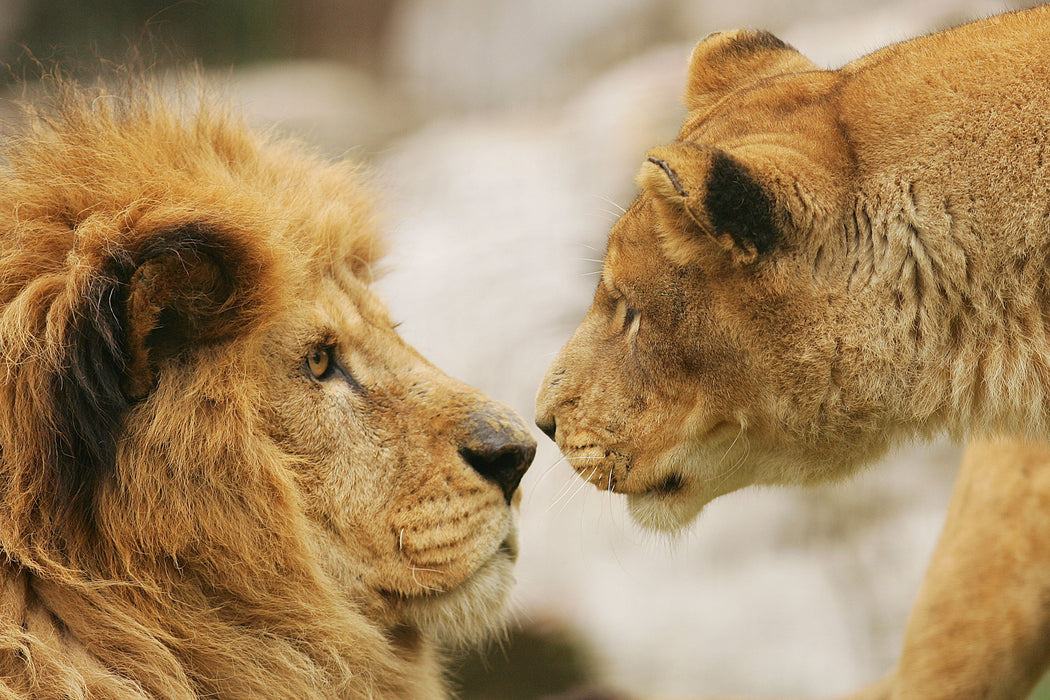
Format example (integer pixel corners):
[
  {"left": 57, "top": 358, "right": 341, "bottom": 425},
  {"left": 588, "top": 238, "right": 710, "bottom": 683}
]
[{"left": 0, "top": 76, "right": 439, "bottom": 699}]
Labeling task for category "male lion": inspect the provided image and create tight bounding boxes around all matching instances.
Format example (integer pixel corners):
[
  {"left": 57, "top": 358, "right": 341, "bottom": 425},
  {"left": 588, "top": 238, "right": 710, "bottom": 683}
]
[
  {"left": 536, "top": 6, "right": 1050, "bottom": 699},
  {"left": 0, "top": 77, "right": 535, "bottom": 699}
]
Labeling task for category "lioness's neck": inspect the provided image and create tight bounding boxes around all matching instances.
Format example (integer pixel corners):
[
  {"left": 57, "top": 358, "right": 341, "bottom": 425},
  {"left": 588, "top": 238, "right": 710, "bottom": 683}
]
[
  {"left": 834, "top": 19, "right": 1050, "bottom": 441},
  {"left": 843, "top": 173, "right": 1050, "bottom": 440}
]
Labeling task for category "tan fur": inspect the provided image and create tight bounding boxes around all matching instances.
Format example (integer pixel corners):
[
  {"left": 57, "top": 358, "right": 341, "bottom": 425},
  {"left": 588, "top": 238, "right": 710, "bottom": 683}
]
[
  {"left": 536, "top": 7, "right": 1050, "bottom": 698},
  {"left": 0, "top": 76, "right": 535, "bottom": 699}
]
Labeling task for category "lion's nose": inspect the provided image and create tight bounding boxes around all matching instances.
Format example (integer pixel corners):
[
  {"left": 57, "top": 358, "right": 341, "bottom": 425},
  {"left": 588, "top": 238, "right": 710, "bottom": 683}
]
[{"left": 460, "top": 412, "right": 536, "bottom": 503}]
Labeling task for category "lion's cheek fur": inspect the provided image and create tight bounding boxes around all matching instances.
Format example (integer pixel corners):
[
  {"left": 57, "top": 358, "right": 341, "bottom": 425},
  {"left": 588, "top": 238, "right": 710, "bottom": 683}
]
[{"left": 259, "top": 321, "right": 525, "bottom": 639}]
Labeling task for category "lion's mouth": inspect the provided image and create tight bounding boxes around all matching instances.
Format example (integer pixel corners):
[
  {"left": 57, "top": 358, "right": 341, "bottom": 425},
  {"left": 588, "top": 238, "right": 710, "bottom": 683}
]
[{"left": 383, "top": 531, "right": 518, "bottom": 602}]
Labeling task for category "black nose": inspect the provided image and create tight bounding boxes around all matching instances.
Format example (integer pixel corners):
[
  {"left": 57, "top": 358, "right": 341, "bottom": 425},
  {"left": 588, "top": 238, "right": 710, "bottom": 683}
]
[
  {"left": 535, "top": 414, "right": 556, "bottom": 442},
  {"left": 460, "top": 416, "right": 536, "bottom": 503}
]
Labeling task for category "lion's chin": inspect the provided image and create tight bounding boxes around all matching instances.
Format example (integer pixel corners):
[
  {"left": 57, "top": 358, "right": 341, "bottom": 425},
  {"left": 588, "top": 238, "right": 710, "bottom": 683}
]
[{"left": 397, "top": 537, "right": 517, "bottom": 647}]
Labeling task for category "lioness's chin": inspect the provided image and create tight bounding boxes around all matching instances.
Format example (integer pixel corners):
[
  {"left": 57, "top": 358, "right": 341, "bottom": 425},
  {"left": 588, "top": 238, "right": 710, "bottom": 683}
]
[
  {"left": 399, "top": 538, "right": 517, "bottom": 646},
  {"left": 627, "top": 490, "right": 708, "bottom": 532}
]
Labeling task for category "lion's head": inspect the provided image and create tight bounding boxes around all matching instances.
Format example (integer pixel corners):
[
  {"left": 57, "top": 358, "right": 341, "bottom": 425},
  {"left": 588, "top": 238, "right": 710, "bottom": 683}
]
[
  {"left": 0, "top": 78, "right": 534, "bottom": 698},
  {"left": 538, "top": 19, "right": 1048, "bottom": 530}
]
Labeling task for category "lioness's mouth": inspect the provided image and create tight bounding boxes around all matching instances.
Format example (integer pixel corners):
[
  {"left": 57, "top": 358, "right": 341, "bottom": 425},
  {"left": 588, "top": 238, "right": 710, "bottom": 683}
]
[
  {"left": 652, "top": 472, "right": 684, "bottom": 495},
  {"left": 562, "top": 444, "right": 631, "bottom": 491}
]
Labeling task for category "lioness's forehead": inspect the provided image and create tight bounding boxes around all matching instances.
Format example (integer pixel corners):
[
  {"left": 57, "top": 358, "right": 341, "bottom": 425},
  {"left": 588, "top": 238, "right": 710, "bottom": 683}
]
[{"left": 602, "top": 197, "right": 653, "bottom": 273}]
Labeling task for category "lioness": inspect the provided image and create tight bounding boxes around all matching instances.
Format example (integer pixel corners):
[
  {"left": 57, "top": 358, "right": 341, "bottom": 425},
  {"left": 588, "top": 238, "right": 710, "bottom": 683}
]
[
  {"left": 536, "top": 6, "right": 1050, "bottom": 698},
  {"left": 0, "top": 76, "right": 534, "bottom": 699}
]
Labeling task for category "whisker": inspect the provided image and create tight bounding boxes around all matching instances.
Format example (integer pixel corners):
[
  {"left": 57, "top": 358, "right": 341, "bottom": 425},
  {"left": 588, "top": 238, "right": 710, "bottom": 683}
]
[
  {"left": 547, "top": 469, "right": 585, "bottom": 511},
  {"left": 410, "top": 566, "right": 445, "bottom": 593},
  {"left": 547, "top": 465, "right": 599, "bottom": 513},
  {"left": 524, "top": 455, "right": 569, "bottom": 508},
  {"left": 538, "top": 455, "right": 608, "bottom": 509},
  {"left": 556, "top": 466, "right": 601, "bottom": 516},
  {"left": 717, "top": 424, "right": 745, "bottom": 466},
  {"left": 593, "top": 194, "right": 627, "bottom": 215},
  {"left": 710, "top": 432, "right": 751, "bottom": 492}
]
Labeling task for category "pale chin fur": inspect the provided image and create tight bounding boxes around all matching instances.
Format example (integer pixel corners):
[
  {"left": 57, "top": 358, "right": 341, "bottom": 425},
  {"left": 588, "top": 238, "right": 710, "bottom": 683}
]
[
  {"left": 627, "top": 491, "right": 704, "bottom": 532},
  {"left": 625, "top": 441, "right": 731, "bottom": 533},
  {"left": 400, "top": 541, "right": 517, "bottom": 647}
]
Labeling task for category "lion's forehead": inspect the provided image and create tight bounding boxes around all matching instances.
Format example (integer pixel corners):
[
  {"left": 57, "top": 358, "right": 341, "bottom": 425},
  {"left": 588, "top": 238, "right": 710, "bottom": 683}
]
[
  {"left": 312, "top": 273, "right": 392, "bottom": 328},
  {"left": 602, "top": 201, "right": 676, "bottom": 286}
]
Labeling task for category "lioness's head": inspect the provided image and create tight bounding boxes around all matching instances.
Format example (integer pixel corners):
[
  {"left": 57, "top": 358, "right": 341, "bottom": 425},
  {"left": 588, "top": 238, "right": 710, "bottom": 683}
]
[
  {"left": 536, "top": 30, "right": 970, "bottom": 530},
  {"left": 0, "top": 77, "right": 534, "bottom": 690}
]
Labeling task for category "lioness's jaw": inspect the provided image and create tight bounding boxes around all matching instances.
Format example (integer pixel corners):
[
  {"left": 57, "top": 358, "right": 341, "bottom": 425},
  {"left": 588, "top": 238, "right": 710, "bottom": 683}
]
[{"left": 627, "top": 492, "right": 703, "bottom": 532}]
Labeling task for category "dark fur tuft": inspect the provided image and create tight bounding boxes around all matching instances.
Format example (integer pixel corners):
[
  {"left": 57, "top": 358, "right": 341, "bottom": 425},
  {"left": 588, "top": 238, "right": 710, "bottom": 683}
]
[
  {"left": 717, "top": 30, "right": 792, "bottom": 57},
  {"left": 48, "top": 222, "right": 258, "bottom": 527},
  {"left": 51, "top": 255, "right": 135, "bottom": 525},
  {"left": 705, "top": 150, "right": 779, "bottom": 255}
]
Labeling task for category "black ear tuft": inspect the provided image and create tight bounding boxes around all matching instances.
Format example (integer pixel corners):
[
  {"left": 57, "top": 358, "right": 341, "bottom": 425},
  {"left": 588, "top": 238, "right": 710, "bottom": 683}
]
[
  {"left": 47, "top": 221, "right": 275, "bottom": 528},
  {"left": 50, "top": 254, "right": 136, "bottom": 527},
  {"left": 713, "top": 30, "right": 792, "bottom": 58},
  {"left": 705, "top": 150, "right": 779, "bottom": 256}
]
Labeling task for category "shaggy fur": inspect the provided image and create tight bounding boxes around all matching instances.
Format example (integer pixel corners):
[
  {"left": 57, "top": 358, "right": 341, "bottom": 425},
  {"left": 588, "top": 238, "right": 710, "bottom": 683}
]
[
  {"left": 0, "top": 75, "right": 534, "bottom": 699},
  {"left": 536, "top": 6, "right": 1050, "bottom": 699}
]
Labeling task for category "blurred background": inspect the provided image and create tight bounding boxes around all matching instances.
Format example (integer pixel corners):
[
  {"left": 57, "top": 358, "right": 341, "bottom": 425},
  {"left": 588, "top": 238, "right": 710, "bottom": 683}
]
[{"left": 0, "top": 1, "right": 1044, "bottom": 697}]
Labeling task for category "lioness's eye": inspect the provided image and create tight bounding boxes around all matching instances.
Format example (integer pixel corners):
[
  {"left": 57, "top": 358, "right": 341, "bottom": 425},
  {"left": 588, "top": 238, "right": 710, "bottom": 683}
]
[
  {"left": 612, "top": 297, "right": 640, "bottom": 336},
  {"left": 306, "top": 346, "right": 334, "bottom": 380},
  {"left": 623, "top": 306, "right": 638, "bottom": 330}
]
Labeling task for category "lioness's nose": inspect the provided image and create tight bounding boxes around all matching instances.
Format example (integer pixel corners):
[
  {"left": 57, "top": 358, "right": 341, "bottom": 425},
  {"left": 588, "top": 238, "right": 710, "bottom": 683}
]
[
  {"left": 460, "top": 411, "right": 536, "bottom": 503},
  {"left": 535, "top": 413, "right": 556, "bottom": 441}
]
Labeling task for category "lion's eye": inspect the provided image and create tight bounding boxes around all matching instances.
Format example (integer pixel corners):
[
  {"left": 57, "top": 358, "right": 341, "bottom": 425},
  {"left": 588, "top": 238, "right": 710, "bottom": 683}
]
[{"left": 306, "top": 346, "right": 334, "bottom": 380}]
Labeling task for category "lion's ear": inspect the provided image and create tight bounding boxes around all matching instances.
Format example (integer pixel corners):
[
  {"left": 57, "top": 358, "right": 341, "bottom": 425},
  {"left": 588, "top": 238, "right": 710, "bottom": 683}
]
[
  {"left": 49, "top": 222, "right": 278, "bottom": 524},
  {"left": 685, "top": 30, "right": 818, "bottom": 113},
  {"left": 123, "top": 222, "right": 278, "bottom": 399},
  {"left": 638, "top": 142, "right": 780, "bottom": 265}
]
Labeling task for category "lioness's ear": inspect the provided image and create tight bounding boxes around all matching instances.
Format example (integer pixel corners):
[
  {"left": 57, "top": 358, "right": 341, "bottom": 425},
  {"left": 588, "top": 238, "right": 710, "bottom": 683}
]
[
  {"left": 638, "top": 142, "right": 779, "bottom": 264},
  {"left": 123, "top": 222, "right": 278, "bottom": 399},
  {"left": 685, "top": 30, "right": 818, "bottom": 112}
]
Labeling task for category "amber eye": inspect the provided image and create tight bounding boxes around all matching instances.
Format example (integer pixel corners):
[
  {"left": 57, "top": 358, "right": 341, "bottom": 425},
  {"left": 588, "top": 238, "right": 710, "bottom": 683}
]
[{"left": 306, "top": 347, "right": 334, "bottom": 380}]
